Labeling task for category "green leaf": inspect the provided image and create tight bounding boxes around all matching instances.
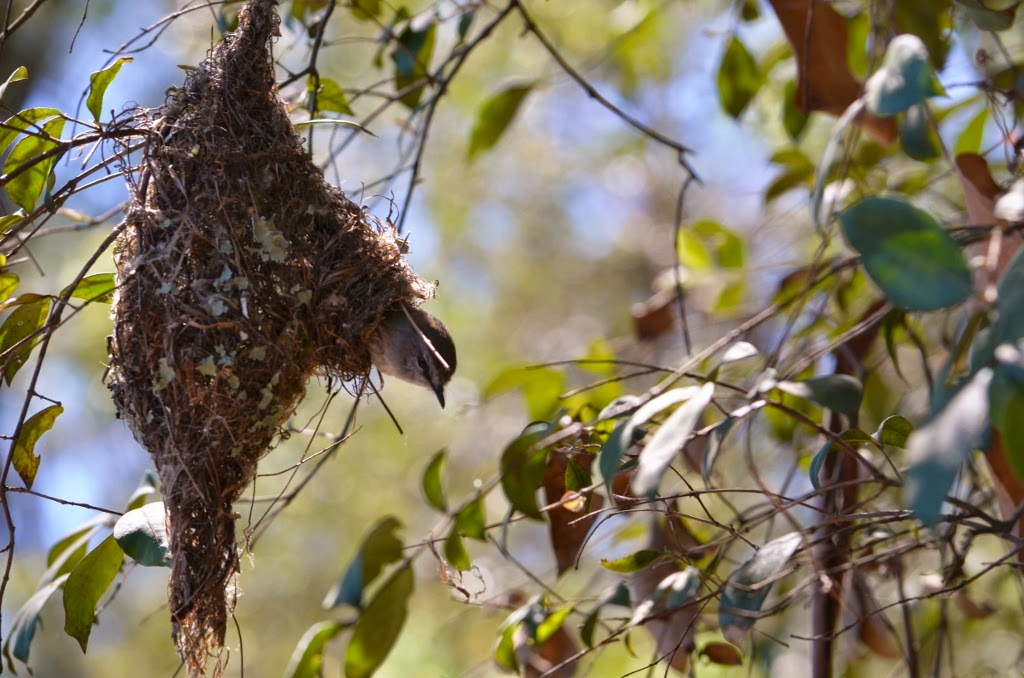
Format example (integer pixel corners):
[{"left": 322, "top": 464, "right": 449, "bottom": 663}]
[
  {"left": 455, "top": 495, "right": 486, "bottom": 541},
  {"left": 865, "top": 34, "right": 945, "bottom": 117},
  {"left": 600, "top": 549, "right": 663, "bottom": 573},
  {"left": 3, "top": 574, "right": 68, "bottom": 671},
  {"left": 775, "top": 375, "right": 863, "bottom": 421},
  {"left": 955, "top": 106, "right": 988, "bottom": 155},
  {"left": 42, "top": 523, "right": 101, "bottom": 586},
  {"left": 86, "top": 57, "right": 132, "bottom": 121},
  {"left": 4, "top": 115, "right": 65, "bottom": 211},
  {"left": 995, "top": 248, "right": 1024, "bottom": 346},
  {"left": 421, "top": 448, "right": 448, "bottom": 512},
  {"left": 876, "top": 415, "right": 913, "bottom": 448},
  {"left": 809, "top": 429, "right": 875, "bottom": 490},
  {"left": 485, "top": 366, "right": 565, "bottom": 420},
  {"left": 702, "top": 416, "right": 735, "bottom": 484},
  {"left": 113, "top": 502, "right": 169, "bottom": 567},
  {"left": 0, "top": 271, "right": 18, "bottom": 300},
  {"left": 494, "top": 602, "right": 533, "bottom": 671},
  {"left": 899, "top": 103, "right": 941, "bottom": 161},
  {"left": 500, "top": 426, "right": 550, "bottom": 520},
  {"left": 390, "top": 18, "right": 436, "bottom": 109},
  {"left": 628, "top": 567, "right": 701, "bottom": 627},
  {"left": 580, "top": 582, "right": 630, "bottom": 648},
  {"left": 0, "top": 107, "right": 60, "bottom": 158},
  {"left": 62, "top": 272, "right": 115, "bottom": 304},
  {"left": 719, "top": 532, "right": 802, "bottom": 644},
  {"left": 306, "top": 76, "right": 354, "bottom": 116},
  {"left": 344, "top": 563, "right": 414, "bottom": 678},
  {"left": 564, "top": 457, "right": 591, "bottom": 493},
  {"left": 955, "top": 0, "right": 1017, "bottom": 30},
  {"left": 11, "top": 404, "right": 62, "bottom": 489},
  {"left": 839, "top": 197, "right": 972, "bottom": 311},
  {"left": 905, "top": 368, "right": 991, "bottom": 526},
  {"left": 990, "top": 355, "right": 1024, "bottom": 480},
  {"left": 285, "top": 620, "right": 347, "bottom": 678},
  {"left": 0, "top": 296, "right": 50, "bottom": 385},
  {"left": 717, "top": 36, "right": 762, "bottom": 118},
  {"left": 123, "top": 470, "right": 159, "bottom": 512},
  {"left": 632, "top": 382, "right": 714, "bottom": 496},
  {"left": 599, "top": 386, "right": 703, "bottom": 486},
  {"left": 350, "top": 0, "right": 381, "bottom": 21},
  {"left": 468, "top": 83, "right": 534, "bottom": 159},
  {"left": 324, "top": 516, "right": 403, "bottom": 609},
  {"left": 62, "top": 535, "right": 124, "bottom": 652},
  {"left": 0, "top": 66, "right": 28, "bottom": 104},
  {"left": 782, "top": 79, "right": 809, "bottom": 140},
  {"left": 535, "top": 603, "right": 573, "bottom": 643},
  {"left": 444, "top": 527, "right": 471, "bottom": 571}
]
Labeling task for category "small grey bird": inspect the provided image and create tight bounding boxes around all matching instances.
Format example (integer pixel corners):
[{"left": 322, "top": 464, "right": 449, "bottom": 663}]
[{"left": 369, "top": 304, "right": 457, "bottom": 407}]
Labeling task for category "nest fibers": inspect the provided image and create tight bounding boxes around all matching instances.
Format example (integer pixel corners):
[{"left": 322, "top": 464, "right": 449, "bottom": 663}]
[{"left": 107, "top": 0, "right": 434, "bottom": 672}]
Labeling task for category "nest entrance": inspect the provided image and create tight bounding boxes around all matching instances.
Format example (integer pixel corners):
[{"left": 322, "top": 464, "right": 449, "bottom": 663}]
[{"left": 107, "top": 1, "right": 432, "bottom": 673}]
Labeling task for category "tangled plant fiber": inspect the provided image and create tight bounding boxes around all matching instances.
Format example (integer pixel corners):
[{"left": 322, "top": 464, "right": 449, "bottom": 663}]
[{"left": 107, "top": 0, "right": 433, "bottom": 672}]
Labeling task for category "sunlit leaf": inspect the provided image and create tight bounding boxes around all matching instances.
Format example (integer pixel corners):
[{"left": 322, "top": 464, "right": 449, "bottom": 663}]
[
  {"left": 600, "top": 386, "right": 701, "bottom": 487},
  {"left": 0, "top": 108, "right": 60, "bottom": 160},
  {"left": 0, "top": 272, "right": 18, "bottom": 300},
  {"left": 11, "top": 404, "right": 62, "bottom": 489},
  {"left": 113, "top": 502, "right": 169, "bottom": 567},
  {"left": 42, "top": 523, "right": 101, "bottom": 586},
  {"left": 62, "top": 272, "right": 115, "bottom": 304},
  {"left": 864, "top": 34, "right": 945, "bottom": 117},
  {"left": 0, "top": 296, "right": 50, "bottom": 385},
  {"left": 485, "top": 366, "right": 565, "bottom": 420},
  {"left": 719, "top": 532, "right": 802, "bottom": 644},
  {"left": 839, "top": 197, "right": 971, "bottom": 311},
  {"left": 717, "top": 36, "right": 762, "bottom": 118},
  {"left": 776, "top": 375, "right": 862, "bottom": 421},
  {"left": 344, "top": 563, "right": 413, "bottom": 678},
  {"left": 444, "top": 526, "right": 471, "bottom": 571},
  {"left": 323, "top": 516, "right": 403, "bottom": 609},
  {"left": 86, "top": 57, "right": 132, "bottom": 121},
  {"left": 781, "top": 79, "right": 809, "bottom": 140},
  {"left": 421, "top": 448, "right": 448, "bottom": 512},
  {"left": 284, "top": 620, "right": 346, "bottom": 678},
  {"left": 3, "top": 574, "right": 68, "bottom": 671},
  {"left": 628, "top": 567, "right": 700, "bottom": 627},
  {"left": 600, "top": 549, "right": 663, "bottom": 573},
  {"left": 632, "top": 382, "right": 714, "bottom": 496},
  {"left": 62, "top": 535, "right": 124, "bottom": 652},
  {"left": 905, "top": 369, "right": 991, "bottom": 526},
  {"left": 955, "top": 106, "right": 988, "bottom": 155},
  {"left": 306, "top": 76, "right": 353, "bottom": 115},
  {"left": 468, "top": 83, "right": 534, "bottom": 158},
  {"left": 455, "top": 495, "right": 486, "bottom": 541},
  {"left": 4, "top": 115, "right": 65, "bottom": 212},
  {"left": 0, "top": 66, "right": 28, "bottom": 104},
  {"left": 876, "top": 415, "right": 913, "bottom": 448}
]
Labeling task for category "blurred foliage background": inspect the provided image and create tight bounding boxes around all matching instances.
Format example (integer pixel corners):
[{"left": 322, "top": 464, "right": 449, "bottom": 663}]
[{"left": 1, "top": 0, "right": 1024, "bottom": 676}]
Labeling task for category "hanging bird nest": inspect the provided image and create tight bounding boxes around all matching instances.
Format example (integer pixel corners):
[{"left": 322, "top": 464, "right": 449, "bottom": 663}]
[{"left": 107, "top": 0, "right": 434, "bottom": 673}]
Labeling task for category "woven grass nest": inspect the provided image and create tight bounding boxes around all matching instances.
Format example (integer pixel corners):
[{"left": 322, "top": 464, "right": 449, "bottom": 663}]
[{"left": 107, "top": 0, "right": 434, "bottom": 672}]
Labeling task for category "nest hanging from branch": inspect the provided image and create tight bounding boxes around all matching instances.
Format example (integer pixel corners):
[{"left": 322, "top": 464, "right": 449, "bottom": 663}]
[{"left": 107, "top": 0, "right": 433, "bottom": 672}]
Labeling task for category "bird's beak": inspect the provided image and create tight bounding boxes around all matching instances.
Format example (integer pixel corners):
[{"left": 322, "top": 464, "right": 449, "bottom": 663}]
[{"left": 432, "top": 383, "right": 446, "bottom": 408}]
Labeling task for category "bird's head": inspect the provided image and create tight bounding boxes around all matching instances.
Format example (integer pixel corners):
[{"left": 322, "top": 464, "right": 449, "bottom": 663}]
[{"left": 369, "top": 304, "right": 457, "bottom": 407}]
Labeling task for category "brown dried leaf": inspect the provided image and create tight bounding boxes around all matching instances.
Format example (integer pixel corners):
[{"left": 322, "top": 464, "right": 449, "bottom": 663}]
[
  {"left": 956, "top": 153, "right": 1001, "bottom": 226},
  {"left": 768, "top": 0, "right": 896, "bottom": 142},
  {"left": 701, "top": 640, "right": 743, "bottom": 665},
  {"left": 514, "top": 625, "right": 579, "bottom": 678},
  {"left": 631, "top": 288, "right": 676, "bottom": 341},
  {"left": 543, "top": 449, "right": 603, "bottom": 575}
]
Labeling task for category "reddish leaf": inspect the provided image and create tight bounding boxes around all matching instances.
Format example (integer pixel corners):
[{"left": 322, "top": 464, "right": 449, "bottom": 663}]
[
  {"left": 542, "top": 448, "right": 603, "bottom": 575},
  {"left": 768, "top": 0, "right": 896, "bottom": 142}
]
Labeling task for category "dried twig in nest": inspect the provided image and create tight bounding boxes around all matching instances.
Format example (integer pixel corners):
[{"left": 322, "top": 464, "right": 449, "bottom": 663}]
[{"left": 107, "top": 1, "right": 433, "bottom": 673}]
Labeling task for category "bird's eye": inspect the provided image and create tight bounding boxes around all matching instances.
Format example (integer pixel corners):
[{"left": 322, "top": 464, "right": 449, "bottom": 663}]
[{"left": 416, "top": 355, "right": 428, "bottom": 374}]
